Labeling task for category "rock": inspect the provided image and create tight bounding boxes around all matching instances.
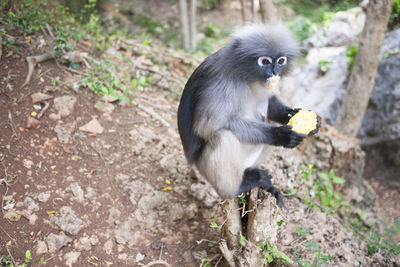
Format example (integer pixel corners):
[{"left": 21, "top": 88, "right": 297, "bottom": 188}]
[
  {"left": 53, "top": 95, "right": 77, "bottom": 118},
  {"left": 358, "top": 29, "right": 400, "bottom": 181},
  {"left": 23, "top": 159, "right": 34, "bottom": 169},
  {"left": 31, "top": 92, "right": 52, "bottom": 103},
  {"left": 303, "top": 7, "right": 365, "bottom": 49},
  {"left": 36, "top": 241, "right": 48, "bottom": 255},
  {"left": 94, "top": 101, "right": 114, "bottom": 114},
  {"left": 292, "top": 49, "right": 348, "bottom": 124},
  {"left": 79, "top": 118, "right": 104, "bottom": 134},
  {"left": 54, "top": 121, "right": 76, "bottom": 143},
  {"left": 89, "top": 235, "right": 99, "bottom": 245},
  {"left": 106, "top": 207, "right": 121, "bottom": 225},
  {"left": 64, "top": 251, "right": 81, "bottom": 266},
  {"left": 103, "top": 240, "right": 113, "bottom": 254},
  {"left": 46, "top": 232, "right": 72, "bottom": 253},
  {"left": 188, "top": 182, "right": 220, "bottom": 208},
  {"left": 65, "top": 183, "right": 85, "bottom": 203},
  {"left": 26, "top": 117, "right": 40, "bottom": 128},
  {"left": 37, "top": 192, "right": 51, "bottom": 202},
  {"left": 24, "top": 197, "right": 39, "bottom": 214},
  {"left": 49, "top": 206, "right": 85, "bottom": 235},
  {"left": 3, "top": 208, "right": 21, "bottom": 221},
  {"left": 49, "top": 113, "right": 61, "bottom": 121},
  {"left": 74, "top": 236, "right": 92, "bottom": 251},
  {"left": 28, "top": 214, "right": 38, "bottom": 225}
]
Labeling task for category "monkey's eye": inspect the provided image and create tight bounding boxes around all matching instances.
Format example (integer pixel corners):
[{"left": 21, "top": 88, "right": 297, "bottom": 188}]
[
  {"left": 257, "top": 56, "right": 272, "bottom": 66},
  {"left": 277, "top": 56, "right": 287, "bottom": 65}
]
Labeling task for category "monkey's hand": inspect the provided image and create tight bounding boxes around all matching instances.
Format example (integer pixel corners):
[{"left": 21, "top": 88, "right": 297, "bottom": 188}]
[
  {"left": 273, "top": 125, "right": 307, "bottom": 148},
  {"left": 308, "top": 114, "right": 321, "bottom": 136}
]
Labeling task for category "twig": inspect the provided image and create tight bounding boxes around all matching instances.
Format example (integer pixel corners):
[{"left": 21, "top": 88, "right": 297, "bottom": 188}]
[
  {"left": 5, "top": 245, "right": 17, "bottom": 267},
  {"left": 37, "top": 101, "right": 50, "bottom": 119},
  {"left": 22, "top": 51, "right": 55, "bottom": 87},
  {"left": 132, "top": 101, "right": 171, "bottom": 128},
  {"left": 0, "top": 224, "right": 17, "bottom": 246},
  {"left": 7, "top": 112, "right": 28, "bottom": 153},
  {"left": 0, "top": 35, "right": 2, "bottom": 59},
  {"left": 142, "top": 260, "right": 171, "bottom": 267}
]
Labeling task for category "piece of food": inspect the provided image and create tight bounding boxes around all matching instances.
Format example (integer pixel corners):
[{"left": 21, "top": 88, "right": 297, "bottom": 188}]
[
  {"left": 287, "top": 109, "right": 318, "bottom": 135},
  {"left": 266, "top": 76, "right": 280, "bottom": 90}
]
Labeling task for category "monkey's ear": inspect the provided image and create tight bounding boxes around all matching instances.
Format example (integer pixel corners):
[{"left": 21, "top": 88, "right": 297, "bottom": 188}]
[{"left": 232, "top": 39, "right": 241, "bottom": 50}]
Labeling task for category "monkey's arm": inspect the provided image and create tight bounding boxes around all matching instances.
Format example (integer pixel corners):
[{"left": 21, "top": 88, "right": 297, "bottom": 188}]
[
  {"left": 267, "top": 96, "right": 300, "bottom": 124},
  {"left": 228, "top": 117, "right": 306, "bottom": 148}
]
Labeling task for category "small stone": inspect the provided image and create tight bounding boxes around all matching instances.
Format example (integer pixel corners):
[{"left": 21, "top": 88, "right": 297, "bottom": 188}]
[
  {"left": 54, "top": 95, "right": 77, "bottom": 118},
  {"left": 79, "top": 118, "right": 104, "bottom": 134},
  {"left": 94, "top": 101, "right": 115, "bottom": 114},
  {"left": 103, "top": 240, "right": 113, "bottom": 255},
  {"left": 36, "top": 241, "right": 48, "bottom": 255},
  {"left": 64, "top": 251, "right": 81, "bottom": 266},
  {"left": 27, "top": 117, "right": 40, "bottom": 128},
  {"left": 29, "top": 214, "right": 38, "bottom": 225},
  {"left": 4, "top": 208, "right": 21, "bottom": 221},
  {"left": 37, "top": 192, "right": 51, "bottom": 202},
  {"left": 47, "top": 232, "right": 72, "bottom": 253},
  {"left": 49, "top": 113, "right": 61, "bottom": 121},
  {"left": 23, "top": 159, "right": 34, "bottom": 169}
]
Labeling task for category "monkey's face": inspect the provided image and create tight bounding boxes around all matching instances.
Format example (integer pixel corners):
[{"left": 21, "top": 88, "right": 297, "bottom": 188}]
[{"left": 256, "top": 55, "right": 288, "bottom": 82}]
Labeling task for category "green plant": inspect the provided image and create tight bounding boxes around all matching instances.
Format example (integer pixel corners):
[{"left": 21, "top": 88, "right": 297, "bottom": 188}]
[
  {"left": 25, "top": 250, "right": 31, "bottom": 264},
  {"left": 318, "top": 59, "right": 330, "bottom": 73},
  {"left": 293, "top": 241, "right": 332, "bottom": 267},
  {"left": 314, "top": 170, "right": 349, "bottom": 214},
  {"left": 259, "top": 241, "right": 293, "bottom": 264},
  {"left": 389, "top": 0, "right": 400, "bottom": 28},
  {"left": 287, "top": 16, "right": 318, "bottom": 41},
  {"left": 81, "top": 59, "right": 136, "bottom": 101},
  {"left": 345, "top": 45, "right": 358, "bottom": 72},
  {"left": 365, "top": 219, "right": 400, "bottom": 257},
  {"left": 39, "top": 256, "right": 47, "bottom": 264},
  {"left": 201, "top": 0, "right": 217, "bottom": 10}
]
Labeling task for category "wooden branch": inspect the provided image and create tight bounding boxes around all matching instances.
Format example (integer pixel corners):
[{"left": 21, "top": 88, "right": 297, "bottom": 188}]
[{"left": 22, "top": 51, "right": 55, "bottom": 87}]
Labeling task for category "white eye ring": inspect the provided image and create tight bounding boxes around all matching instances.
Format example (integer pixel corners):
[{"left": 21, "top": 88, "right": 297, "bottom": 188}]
[
  {"left": 257, "top": 56, "right": 272, "bottom": 66},
  {"left": 277, "top": 56, "right": 287, "bottom": 65}
]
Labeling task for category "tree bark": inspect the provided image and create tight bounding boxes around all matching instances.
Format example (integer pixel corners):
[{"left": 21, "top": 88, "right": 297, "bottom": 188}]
[
  {"left": 189, "top": 0, "right": 197, "bottom": 50},
  {"left": 335, "top": 0, "right": 393, "bottom": 136},
  {"left": 259, "top": 0, "right": 277, "bottom": 23},
  {"left": 178, "top": 0, "right": 190, "bottom": 50}
]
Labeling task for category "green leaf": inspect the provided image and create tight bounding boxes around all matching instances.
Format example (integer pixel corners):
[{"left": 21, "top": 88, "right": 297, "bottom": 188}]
[
  {"left": 210, "top": 222, "right": 218, "bottom": 228},
  {"left": 267, "top": 253, "right": 274, "bottom": 263},
  {"left": 318, "top": 172, "right": 329, "bottom": 182},
  {"left": 332, "top": 176, "right": 346, "bottom": 184},
  {"left": 277, "top": 251, "right": 293, "bottom": 264},
  {"left": 277, "top": 219, "right": 284, "bottom": 226}
]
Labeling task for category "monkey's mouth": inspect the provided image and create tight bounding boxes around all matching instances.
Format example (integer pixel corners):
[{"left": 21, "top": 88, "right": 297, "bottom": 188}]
[{"left": 265, "top": 76, "right": 280, "bottom": 90}]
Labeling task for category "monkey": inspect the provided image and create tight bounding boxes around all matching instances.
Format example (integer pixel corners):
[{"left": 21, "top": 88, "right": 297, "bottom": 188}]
[{"left": 177, "top": 24, "right": 320, "bottom": 207}]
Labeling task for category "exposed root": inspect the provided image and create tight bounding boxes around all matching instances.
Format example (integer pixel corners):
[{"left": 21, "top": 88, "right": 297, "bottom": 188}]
[
  {"left": 219, "top": 240, "right": 236, "bottom": 267},
  {"left": 22, "top": 51, "right": 55, "bottom": 87}
]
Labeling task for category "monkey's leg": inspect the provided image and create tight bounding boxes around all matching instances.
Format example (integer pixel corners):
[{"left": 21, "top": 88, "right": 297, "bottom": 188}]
[
  {"left": 197, "top": 130, "right": 248, "bottom": 199},
  {"left": 237, "top": 168, "right": 284, "bottom": 207}
]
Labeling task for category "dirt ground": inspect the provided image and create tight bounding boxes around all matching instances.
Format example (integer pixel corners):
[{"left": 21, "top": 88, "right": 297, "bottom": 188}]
[{"left": 1, "top": 25, "right": 400, "bottom": 267}]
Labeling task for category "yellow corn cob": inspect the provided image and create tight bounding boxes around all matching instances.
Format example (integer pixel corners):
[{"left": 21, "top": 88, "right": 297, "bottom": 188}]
[{"left": 287, "top": 109, "right": 317, "bottom": 135}]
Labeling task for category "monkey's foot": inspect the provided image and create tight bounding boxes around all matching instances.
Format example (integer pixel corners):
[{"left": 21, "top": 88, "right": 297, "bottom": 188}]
[{"left": 239, "top": 168, "right": 284, "bottom": 207}]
